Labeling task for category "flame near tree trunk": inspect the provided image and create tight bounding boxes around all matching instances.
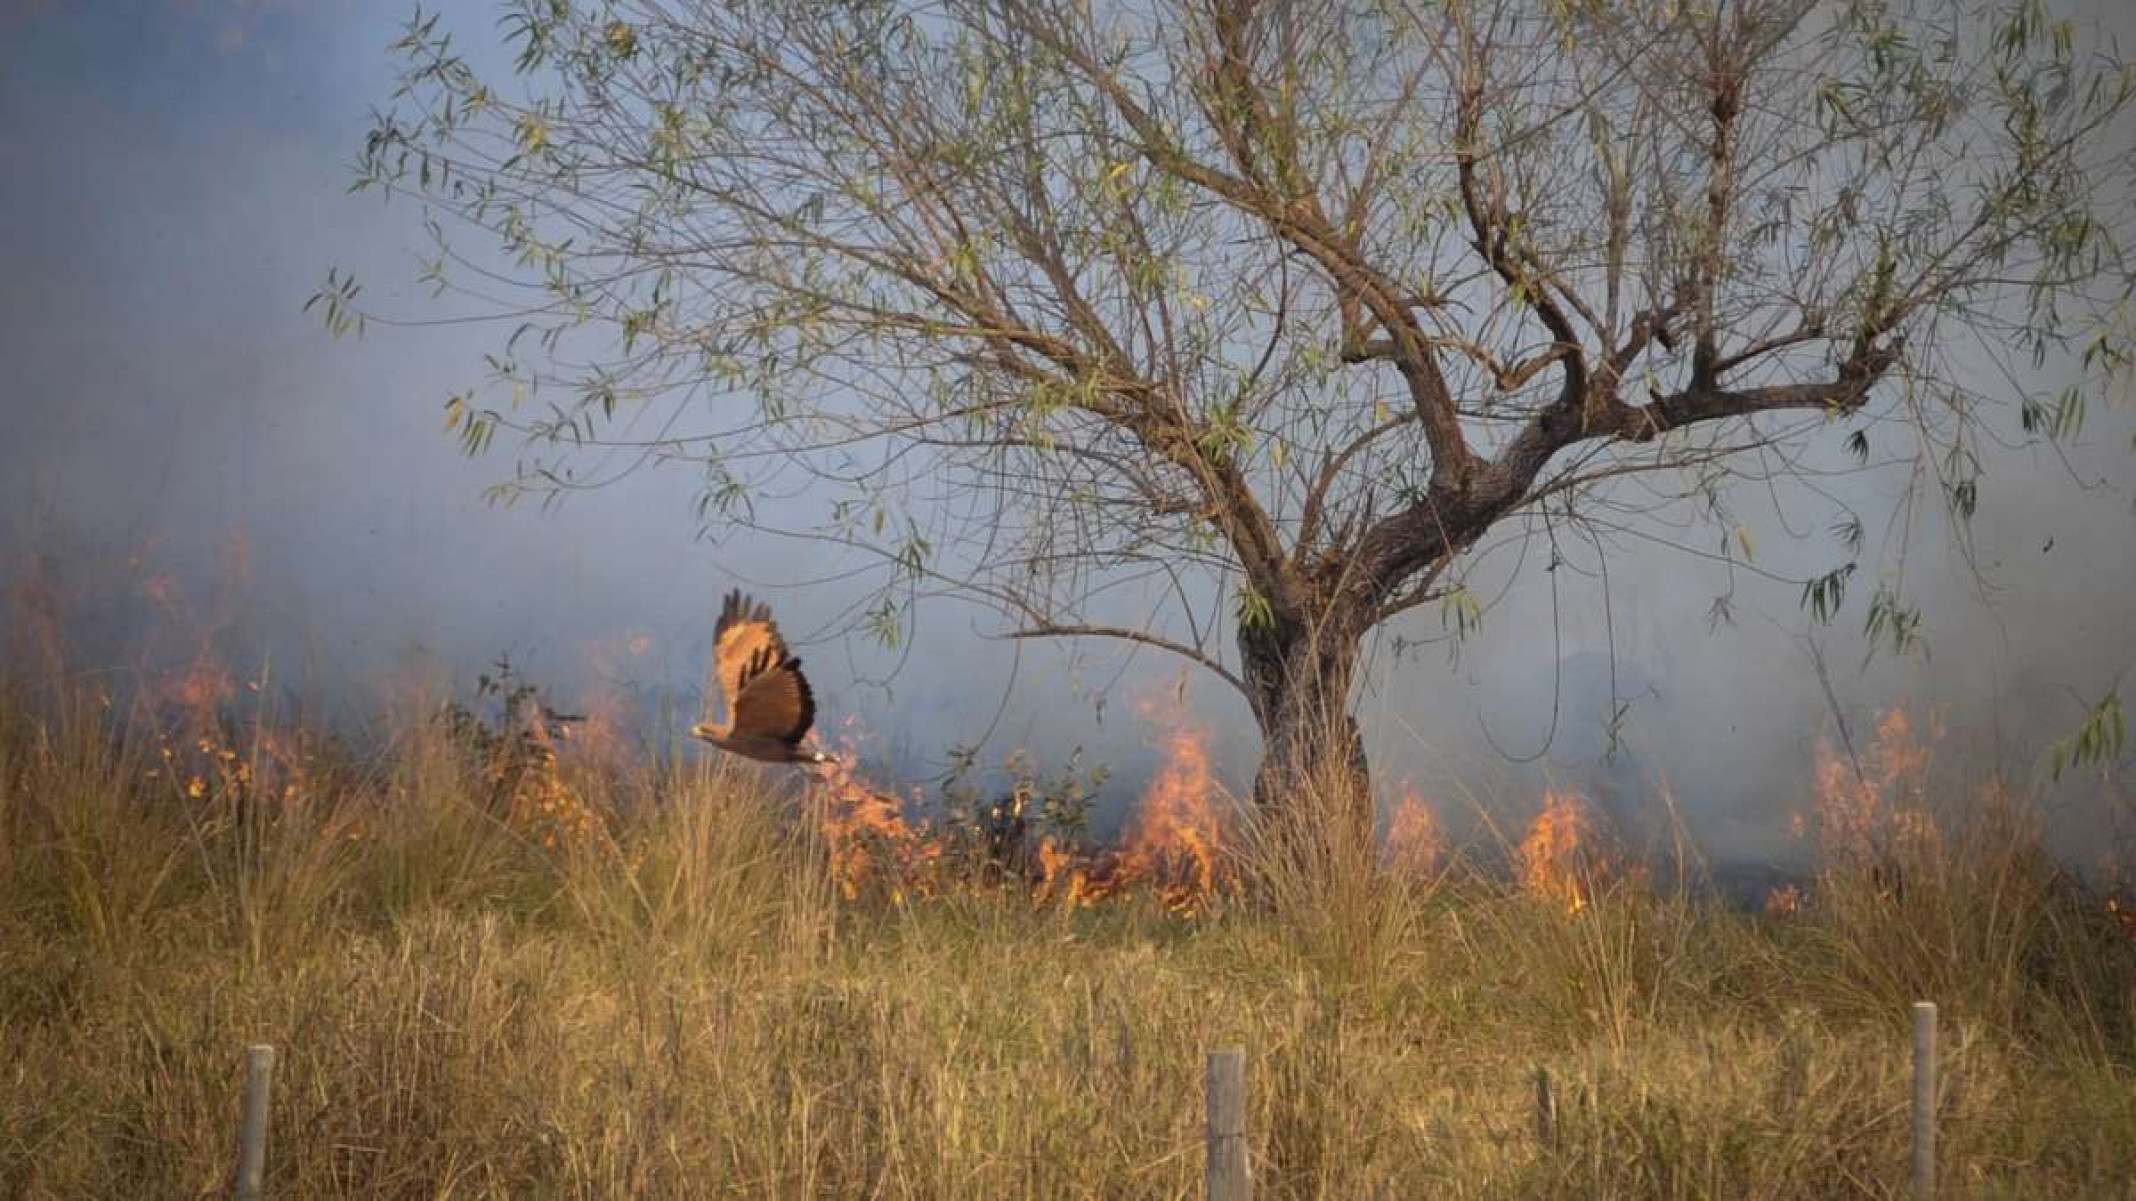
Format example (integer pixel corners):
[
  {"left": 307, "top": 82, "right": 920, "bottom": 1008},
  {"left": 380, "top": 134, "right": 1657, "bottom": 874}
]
[
  {"left": 90, "top": 543, "right": 2000, "bottom": 922},
  {"left": 1061, "top": 707, "right": 1234, "bottom": 913}
]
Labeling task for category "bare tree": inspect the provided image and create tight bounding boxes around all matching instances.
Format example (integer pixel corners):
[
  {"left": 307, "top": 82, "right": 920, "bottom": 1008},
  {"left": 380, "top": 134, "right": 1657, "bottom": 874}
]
[{"left": 320, "top": 0, "right": 2133, "bottom": 823}]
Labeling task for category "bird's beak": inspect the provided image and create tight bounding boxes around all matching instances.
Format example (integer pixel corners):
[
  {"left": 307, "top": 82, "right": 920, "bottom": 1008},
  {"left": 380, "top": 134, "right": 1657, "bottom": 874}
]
[{"left": 688, "top": 723, "right": 714, "bottom": 741}]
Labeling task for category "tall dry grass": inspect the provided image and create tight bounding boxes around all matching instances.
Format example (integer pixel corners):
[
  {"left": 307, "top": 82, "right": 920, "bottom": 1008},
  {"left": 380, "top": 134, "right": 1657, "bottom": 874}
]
[{"left": 0, "top": 673, "right": 2132, "bottom": 1199}]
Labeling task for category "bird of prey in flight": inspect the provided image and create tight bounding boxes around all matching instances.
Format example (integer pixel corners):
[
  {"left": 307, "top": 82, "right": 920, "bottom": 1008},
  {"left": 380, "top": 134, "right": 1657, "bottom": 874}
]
[{"left": 691, "top": 590, "right": 830, "bottom": 766}]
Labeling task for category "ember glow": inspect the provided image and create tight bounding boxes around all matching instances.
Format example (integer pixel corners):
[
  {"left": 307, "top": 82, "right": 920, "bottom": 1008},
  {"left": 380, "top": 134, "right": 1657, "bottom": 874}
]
[
  {"left": 2108, "top": 896, "right": 2136, "bottom": 941},
  {"left": 1764, "top": 883, "right": 1806, "bottom": 917}
]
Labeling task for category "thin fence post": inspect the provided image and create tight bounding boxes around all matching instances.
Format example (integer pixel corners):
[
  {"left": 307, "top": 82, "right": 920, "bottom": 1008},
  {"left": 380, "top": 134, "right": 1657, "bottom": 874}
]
[
  {"left": 235, "top": 1044, "right": 275, "bottom": 1201},
  {"left": 1205, "top": 1046, "right": 1250, "bottom": 1201},
  {"left": 1912, "top": 1002, "right": 1937, "bottom": 1201},
  {"left": 1533, "top": 1065, "right": 1557, "bottom": 1147}
]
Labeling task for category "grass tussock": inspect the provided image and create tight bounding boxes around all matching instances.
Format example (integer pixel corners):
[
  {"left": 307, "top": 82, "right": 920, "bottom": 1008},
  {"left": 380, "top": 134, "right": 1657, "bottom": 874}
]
[{"left": 0, "top": 675, "right": 2132, "bottom": 1200}]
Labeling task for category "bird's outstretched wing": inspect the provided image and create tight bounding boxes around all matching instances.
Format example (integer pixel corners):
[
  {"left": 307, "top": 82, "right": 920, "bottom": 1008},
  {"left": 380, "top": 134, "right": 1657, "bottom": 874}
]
[
  {"left": 711, "top": 590, "right": 817, "bottom": 746},
  {"left": 712, "top": 590, "right": 781, "bottom": 708},
  {"left": 731, "top": 644, "right": 817, "bottom": 744}
]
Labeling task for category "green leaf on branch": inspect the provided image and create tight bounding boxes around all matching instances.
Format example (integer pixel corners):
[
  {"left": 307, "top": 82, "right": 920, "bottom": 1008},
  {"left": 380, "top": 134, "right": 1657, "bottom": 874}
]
[{"left": 2045, "top": 690, "right": 2126, "bottom": 782}]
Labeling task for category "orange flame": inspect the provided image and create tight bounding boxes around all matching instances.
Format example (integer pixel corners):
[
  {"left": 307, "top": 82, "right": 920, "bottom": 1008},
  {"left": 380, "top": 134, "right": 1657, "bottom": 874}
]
[
  {"left": 560, "top": 630, "right": 654, "bottom": 771},
  {"left": 1800, "top": 707, "right": 1942, "bottom": 885},
  {"left": 131, "top": 535, "right": 257, "bottom": 738},
  {"left": 810, "top": 703, "right": 1236, "bottom": 914},
  {"left": 1383, "top": 787, "right": 1443, "bottom": 879},
  {"left": 1032, "top": 702, "right": 1234, "bottom": 914},
  {"left": 1102, "top": 706, "right": 1230, "bottom": 912},
  {"left": 1519, "top": 790, "right": 1602, "bottom": 914},
  {"left": 1033, "top": 835, "right": 1085, "bottom": 904},
  {"left": 492, "top": 712, "right": 605, "bottom": 850},
  {"left": 811, "top": 722, "right": 941, "bottom": 903}
]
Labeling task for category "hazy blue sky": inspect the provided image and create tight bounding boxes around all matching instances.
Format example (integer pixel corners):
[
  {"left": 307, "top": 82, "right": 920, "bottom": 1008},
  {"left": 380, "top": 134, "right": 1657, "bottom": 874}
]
[{"left": 3, "top": 0, "right": 2132, "bottom": 866}]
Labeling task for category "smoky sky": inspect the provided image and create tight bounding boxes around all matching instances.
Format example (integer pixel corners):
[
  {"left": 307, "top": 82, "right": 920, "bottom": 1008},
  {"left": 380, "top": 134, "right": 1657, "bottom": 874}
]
[{"left": 3, "top": 0, "right": 2133, "bottom": 870}]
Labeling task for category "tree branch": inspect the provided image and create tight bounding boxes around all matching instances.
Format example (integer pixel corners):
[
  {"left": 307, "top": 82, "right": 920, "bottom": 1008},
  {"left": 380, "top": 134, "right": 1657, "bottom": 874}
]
[{"left": 1007, "top": 623, "right": 1246, "bottom": 696}]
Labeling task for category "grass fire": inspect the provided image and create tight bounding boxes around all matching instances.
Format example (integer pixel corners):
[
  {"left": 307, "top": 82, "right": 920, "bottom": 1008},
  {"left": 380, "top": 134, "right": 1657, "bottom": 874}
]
[
  {"left": 1, "top": 595, "right": 2132, "bottom": 1198},
  {"left": 6, "top": 0, "right": 2136, "bottom": 1194}
]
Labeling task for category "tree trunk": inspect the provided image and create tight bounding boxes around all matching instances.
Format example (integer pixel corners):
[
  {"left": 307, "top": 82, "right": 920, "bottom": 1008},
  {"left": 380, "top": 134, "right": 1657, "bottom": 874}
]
[{"left": 1238, "top": 610, "right": 1373, "bottom": 846}]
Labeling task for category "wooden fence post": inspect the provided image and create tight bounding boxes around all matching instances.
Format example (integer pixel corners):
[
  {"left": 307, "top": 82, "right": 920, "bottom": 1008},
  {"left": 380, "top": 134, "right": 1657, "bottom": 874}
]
[
  {"left": 1206, "top": 1047, "right": 1250, "bottom": 1201},
  {"left": 1533, "top": 1065, "right": 1558, "bottom": 1147},
  {"left": 235, "top": 1044, "right": 275, "bottom": 1201},
  {"left": 1911, "top": 1002, "right": 1936, "bottom": 1200}
]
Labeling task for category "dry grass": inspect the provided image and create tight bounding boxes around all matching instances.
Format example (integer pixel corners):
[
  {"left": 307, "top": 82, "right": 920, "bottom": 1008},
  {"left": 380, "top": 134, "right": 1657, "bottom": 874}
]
[{"left": 0, "top": 677, "right": 2132, "bottom": 1200}]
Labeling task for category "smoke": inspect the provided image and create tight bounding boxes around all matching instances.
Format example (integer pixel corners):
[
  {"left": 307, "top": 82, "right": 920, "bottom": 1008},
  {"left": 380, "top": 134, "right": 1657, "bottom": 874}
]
[
  {"left": 3, "top": 0, "right": 2132, "bottom": 875},
  {"left": 1357, "top": 414, "right": 2136, "bottom": 878}
]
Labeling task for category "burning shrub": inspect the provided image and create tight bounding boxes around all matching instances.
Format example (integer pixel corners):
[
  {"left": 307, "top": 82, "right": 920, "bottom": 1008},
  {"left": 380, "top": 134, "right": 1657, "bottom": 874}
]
[
  {"left": 813, "top": 753, "right": 943, "bottom": 903},
  {"left": 933, "top": 746, "right": 1108, "bottom": 889},
  {"left": 1039, "top": 710, "right": 1238, "bottom": 915},
  {"left": 435, "top": 658, "right": 604, "bottom": 850},
  {"left": 809, "top": 711, "right": 1236, "bottom": 915}
]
